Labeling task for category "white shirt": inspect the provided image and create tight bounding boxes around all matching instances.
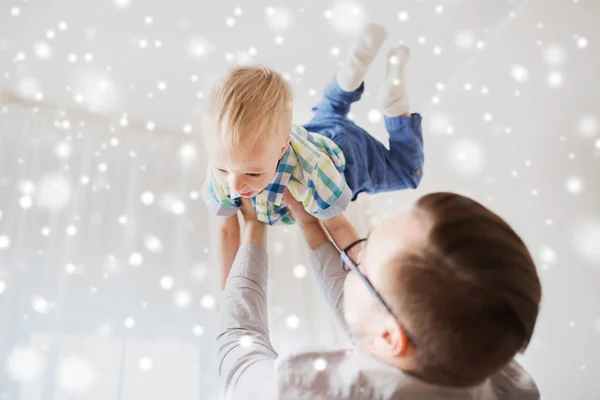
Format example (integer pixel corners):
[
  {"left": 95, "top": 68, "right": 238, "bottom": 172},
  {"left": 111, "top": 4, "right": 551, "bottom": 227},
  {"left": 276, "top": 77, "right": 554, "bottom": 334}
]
[{"left": 218, "top": 242, "right": 541, "bottom": 400}]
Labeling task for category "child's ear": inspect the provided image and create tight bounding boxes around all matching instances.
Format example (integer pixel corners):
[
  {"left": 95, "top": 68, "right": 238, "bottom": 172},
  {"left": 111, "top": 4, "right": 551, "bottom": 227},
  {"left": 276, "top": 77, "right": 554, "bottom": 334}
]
[{"left": 279, "top": 137, "right": 290, "bottom": 159}]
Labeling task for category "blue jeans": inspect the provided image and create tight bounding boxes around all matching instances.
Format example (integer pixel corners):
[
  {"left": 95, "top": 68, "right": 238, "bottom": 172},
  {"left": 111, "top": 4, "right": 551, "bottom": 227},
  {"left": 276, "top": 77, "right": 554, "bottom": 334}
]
[{"left": 302, "top": 77, "right": 424, "bottom": 201}]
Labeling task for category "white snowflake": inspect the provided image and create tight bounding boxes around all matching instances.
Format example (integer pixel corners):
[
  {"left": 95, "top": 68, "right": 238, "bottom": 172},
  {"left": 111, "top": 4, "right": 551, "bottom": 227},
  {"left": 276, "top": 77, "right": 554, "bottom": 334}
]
[
  {"left": 175, "top": 290, "right": 192, "bottom": 307},
  {"left": 1, "top": 235, "right": 13, "bottom": 249},
  {"left": 240, "top": 335, "right": 253, "bottom": 348},
  {"left": 327, "top": 0, "right": 366, "bottom": 36},
  {"left": 124, "top": 317, "right": 136, "bottom": 329},
  {"left": 171, "top": 201, "right": 186, "bottom": 215},
  {"left": 73, "top": 70, "right": 119, "bottom": 112},
  {"left": 286, "top": 315, "right": 300, "bottom": 329},
  {"left": 572, "top": 219, "right": 600, "bottom": 264},
  {"left": 113, "top": 0, "right": 131, "bottom": 9},
  {"left": 577, "top": 115, "right": 598, "bottom": 138},
  {"left": 65, "top": 264, "right": 76, "bottom": 274},
  {"left": 313, "top": 358, "right": 327, "bottom": 371},
  {"left": 293, "top": 264, "right": 307, "bottom": 279},
  {"left": 454, "top": 31, "right": 475, "bottom": 51},
  {"left": 539, "top": 246, "right": 557, "bottom": 265},
  {"left": 188, "top": 37, "right": 211, "bottom": 58},
  {"left": 449, "top": 140, "right": 484, "bottom": 176},
  {"left": 543, "top": 45, "right": 565, "bottom": 66},
  {"left": 66, "top": 225, "right": 77, "bottom": 236},
  {"left": 397, "top": 11, "right": 409, "bottom": 22},
  {"left": 160, "top": 276, "right": 174, "bottom": 291},
  {"left": 429, "top": 113, "right": 451, "bottom": 135},
  {"left": 17, "top": 77, "right": 40, "bottom": 99},
  {"left": 225, "top": 17, "right": 236, "bottom": 27},
  {"left": 31, "top": 296, "right": 52, "bottom": 314},
  {"left": 367, "top": 109, "right": 381, "bottom": 123},
  {"left": 128, "top": 252, "right": 143, "bottom": 267},
  {"left": 201, "top": 295, "right": 216, "bottom": 309},
  {"left": 576, "top": 36, "right": 588, "bottom": 49},
  {"left": 141, "top": 191, "right": 155, "bottom": 205},
  {"left": 144, "top": 235, "right": 163, "bottom": 253},
  {"left": 57, "top": 356, "right": 96, "bottom": 393},
  {"left": 565, "top": 176, "right": 584, "bottom": 195},
  {"left": 547, "top": 71, "right": 563, "bottom": 88},
  {"left": 54, "top": 142, "right": 72, "bottom": 159},
  {"left": 266, "top": 7, "right": 293, "bottom": 30},
  {"left": 34, "top": 41, "right": 53, "bottom": 60},
  {"left": 510, "top": 65, "right": 529, "bottom": 83},
  {"left": 178, "top": 144, "right": 197, "bottom": 163},
  {"left": 193, "top": 325, "right": 204, "bottom": 336},
  {"left": 19, "top": 195, "right": 33, "bottom": 209},
  {"left": 139, "top": 357, "right": 153, "bottom": 371},
  {"left": 0, "top": 280, "right": 5, "bottom": 294},
  {"left": 6, "top": 347, "right": 44, "bottom": 383}
]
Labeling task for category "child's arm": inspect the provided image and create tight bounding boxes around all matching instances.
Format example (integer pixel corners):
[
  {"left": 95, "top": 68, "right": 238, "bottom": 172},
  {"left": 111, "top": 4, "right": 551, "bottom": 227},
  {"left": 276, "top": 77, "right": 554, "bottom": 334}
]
[
  {"left": 322, "top": 214, "right": 360, "bottom": 252},
  {"left": 217, "top": 214, "right": 241, "bottom": 290}
]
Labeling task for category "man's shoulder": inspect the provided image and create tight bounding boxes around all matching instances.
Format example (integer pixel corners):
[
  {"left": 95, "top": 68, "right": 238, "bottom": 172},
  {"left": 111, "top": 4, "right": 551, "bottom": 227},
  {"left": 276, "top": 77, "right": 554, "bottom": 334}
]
[
  {"left": 487, "top": 360, "right": 540, "bottom": 399},
  {"left": 275, "top": 347, "right": 353, "bottom": 371},
  {"left": 273, "top": 348, "right": 357, "bottom": 399}
]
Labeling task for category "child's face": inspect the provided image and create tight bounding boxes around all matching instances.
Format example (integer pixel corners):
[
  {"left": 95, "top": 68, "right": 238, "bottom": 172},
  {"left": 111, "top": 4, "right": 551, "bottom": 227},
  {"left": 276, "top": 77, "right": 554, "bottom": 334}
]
[{"left": 210, "top": 134, "right": 289, "bottom": 198}]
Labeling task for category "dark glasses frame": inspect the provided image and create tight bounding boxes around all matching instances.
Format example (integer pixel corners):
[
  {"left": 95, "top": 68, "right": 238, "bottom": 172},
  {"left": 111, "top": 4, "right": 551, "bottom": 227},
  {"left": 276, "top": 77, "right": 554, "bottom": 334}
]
[{"left": 340, "top": 238, "right": 417, "bottom": 348}]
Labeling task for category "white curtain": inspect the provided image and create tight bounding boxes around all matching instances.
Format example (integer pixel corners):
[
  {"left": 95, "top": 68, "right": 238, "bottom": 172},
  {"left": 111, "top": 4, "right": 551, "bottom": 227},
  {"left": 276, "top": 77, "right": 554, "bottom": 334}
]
[{"left": 0, "top": 103, "right": 370, "bottom": 399}]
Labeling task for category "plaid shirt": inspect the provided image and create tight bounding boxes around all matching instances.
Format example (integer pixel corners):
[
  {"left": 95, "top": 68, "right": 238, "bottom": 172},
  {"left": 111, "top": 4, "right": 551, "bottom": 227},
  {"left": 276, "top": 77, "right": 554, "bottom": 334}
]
[{"left": 201, "top": 124, "right": 352, "bottom": 225}]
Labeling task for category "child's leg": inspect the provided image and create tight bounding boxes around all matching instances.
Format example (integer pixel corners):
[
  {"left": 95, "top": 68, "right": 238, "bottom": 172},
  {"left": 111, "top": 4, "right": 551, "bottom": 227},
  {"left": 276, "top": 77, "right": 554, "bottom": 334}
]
[
  {"left": 378, "top": 45, "right": 411, "bottom": 117},
  {"left": 378, "top": 45, "right": 424, "bottom": 188},
  {"left": 310, "top": 24, "right": 388, "bottom": 120}
]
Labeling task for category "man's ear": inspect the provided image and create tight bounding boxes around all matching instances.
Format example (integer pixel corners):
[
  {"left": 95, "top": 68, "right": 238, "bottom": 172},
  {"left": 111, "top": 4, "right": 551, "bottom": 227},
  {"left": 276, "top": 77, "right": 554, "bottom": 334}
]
[{"left": 380, "top": 317, "right": 411, "bottom": 357}]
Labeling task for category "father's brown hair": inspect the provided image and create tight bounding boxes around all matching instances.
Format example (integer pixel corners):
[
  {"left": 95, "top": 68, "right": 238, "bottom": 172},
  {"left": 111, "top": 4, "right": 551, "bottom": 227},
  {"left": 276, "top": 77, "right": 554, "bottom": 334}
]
[{"left": 388, "top": 192, "right": 541, "bottom": 387}]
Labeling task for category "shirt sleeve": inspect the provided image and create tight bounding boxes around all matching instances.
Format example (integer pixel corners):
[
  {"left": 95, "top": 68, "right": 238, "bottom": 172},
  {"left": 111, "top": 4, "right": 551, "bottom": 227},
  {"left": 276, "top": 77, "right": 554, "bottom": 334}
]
[
  {"left": 217, "top": 243, "right": 278, "bottom": 400},
  {"left": 308, "top": 242, "right": 352, "bottom": 339},
  {"left": 200, "top": 168, "right": 240, "bottom": 217},
  {"left": 302, "top": 156, "right": 352, "bottom": 221}
]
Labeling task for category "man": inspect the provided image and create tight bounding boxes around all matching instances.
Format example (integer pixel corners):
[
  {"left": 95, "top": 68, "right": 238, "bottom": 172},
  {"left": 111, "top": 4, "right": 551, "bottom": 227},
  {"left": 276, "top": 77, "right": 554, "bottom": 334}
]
[{"left": 217, "top": 192, "right": 542, "bottom": 399}]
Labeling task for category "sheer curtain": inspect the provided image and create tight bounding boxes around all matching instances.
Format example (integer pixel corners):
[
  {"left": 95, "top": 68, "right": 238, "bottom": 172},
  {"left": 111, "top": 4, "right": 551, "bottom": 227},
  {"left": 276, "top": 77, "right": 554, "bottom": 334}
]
[{"left": 0, "top": 102, "right": 369, "bottom": 399}]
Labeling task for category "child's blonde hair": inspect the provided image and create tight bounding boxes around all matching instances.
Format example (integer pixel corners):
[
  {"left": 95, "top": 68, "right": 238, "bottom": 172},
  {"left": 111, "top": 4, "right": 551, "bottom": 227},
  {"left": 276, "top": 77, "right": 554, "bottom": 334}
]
[{"left": 206, "top": 65, "right": 293, "bottom": 157}]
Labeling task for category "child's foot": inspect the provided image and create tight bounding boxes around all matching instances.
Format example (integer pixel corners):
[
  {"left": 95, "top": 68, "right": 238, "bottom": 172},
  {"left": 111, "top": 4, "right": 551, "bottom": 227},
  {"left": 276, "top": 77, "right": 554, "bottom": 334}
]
[
  {"left": 378, "top": 45, "right": 411, "bottom": 117},
  {"left": 337, "top": 23, "right": 388, "bottom": 92}
]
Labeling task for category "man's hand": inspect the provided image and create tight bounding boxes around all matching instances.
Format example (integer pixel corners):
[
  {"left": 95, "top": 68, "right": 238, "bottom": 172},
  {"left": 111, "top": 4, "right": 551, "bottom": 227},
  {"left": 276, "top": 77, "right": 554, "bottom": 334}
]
[
  {"left": 239, "top": 198, "right": 267, "bottom": 247},
  {"left": 239, "top": 196, "right": 259, "bottom": 224},
  {"left": 283, "top": 191, "right": 330, "bottom": 250},
  {"left": 283, "top": 191, "right": 318, "bottom": 226}
]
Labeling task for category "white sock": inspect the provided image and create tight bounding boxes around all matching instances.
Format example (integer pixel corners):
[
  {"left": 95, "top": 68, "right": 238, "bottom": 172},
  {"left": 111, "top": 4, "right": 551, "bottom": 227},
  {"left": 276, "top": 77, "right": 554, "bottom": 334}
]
[
  {"left": 337, "top": 23, "right": 388, "bottom": 92},
  {"left": 378, "top": 45, "right": 411, "bottom": 117}
]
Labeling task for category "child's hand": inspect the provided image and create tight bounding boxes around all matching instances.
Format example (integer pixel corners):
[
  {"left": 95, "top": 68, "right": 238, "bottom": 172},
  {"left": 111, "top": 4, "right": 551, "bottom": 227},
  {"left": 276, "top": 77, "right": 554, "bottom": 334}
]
[
  {"left": 239, "top": 198, "right": 259, "bottom": 224},
  {"left": 283, "top": 190, "right": 317, "bottom": 226}
]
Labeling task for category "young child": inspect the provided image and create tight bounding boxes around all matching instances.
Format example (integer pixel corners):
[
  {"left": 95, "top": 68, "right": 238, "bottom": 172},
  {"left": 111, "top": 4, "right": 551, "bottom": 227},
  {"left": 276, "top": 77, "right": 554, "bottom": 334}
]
[{"left": 201, "top": 24, "right": 424, "bottom": 288}]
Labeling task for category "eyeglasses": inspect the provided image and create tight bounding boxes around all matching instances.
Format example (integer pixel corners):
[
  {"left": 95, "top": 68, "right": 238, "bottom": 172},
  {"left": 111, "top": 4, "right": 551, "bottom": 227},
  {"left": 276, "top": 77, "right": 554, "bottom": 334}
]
[{"left": 340, "top": 238, "right": 417, "bottom": 348}]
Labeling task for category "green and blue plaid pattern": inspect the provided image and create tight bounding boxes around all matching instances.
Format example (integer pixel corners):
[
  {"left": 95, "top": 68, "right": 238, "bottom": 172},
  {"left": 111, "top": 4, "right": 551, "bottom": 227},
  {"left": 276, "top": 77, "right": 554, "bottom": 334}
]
[{"left": 204, "top": 124, "right": 348, "bottom": 225}]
